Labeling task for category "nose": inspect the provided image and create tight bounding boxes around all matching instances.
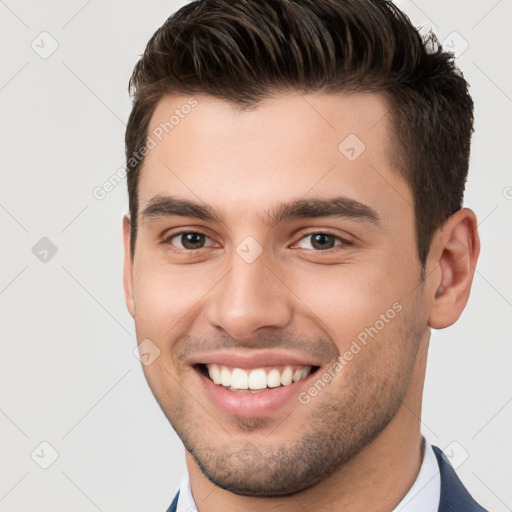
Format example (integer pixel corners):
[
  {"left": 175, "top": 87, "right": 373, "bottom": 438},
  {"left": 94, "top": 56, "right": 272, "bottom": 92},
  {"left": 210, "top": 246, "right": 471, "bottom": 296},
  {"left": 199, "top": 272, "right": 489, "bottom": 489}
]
[{"left": 205, "top": 250, "right": 293, "bottom": 341}]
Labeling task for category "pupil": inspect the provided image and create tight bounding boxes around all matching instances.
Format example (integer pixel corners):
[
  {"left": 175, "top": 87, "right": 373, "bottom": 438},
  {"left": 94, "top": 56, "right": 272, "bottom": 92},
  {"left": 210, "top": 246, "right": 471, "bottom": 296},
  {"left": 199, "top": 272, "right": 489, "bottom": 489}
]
[
  {"left": 311, "top": 233, "right": 335, "bottom": 250},
  {"left": 182, "top": 233, "right": 204, "bottom": 249}
]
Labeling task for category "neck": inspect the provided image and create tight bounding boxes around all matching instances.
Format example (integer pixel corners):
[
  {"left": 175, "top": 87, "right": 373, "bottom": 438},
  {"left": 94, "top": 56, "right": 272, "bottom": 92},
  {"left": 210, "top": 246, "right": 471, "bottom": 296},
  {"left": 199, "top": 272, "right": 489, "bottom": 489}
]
[{"left": 186, "top": 341, "right": 428, "bottom": 512}]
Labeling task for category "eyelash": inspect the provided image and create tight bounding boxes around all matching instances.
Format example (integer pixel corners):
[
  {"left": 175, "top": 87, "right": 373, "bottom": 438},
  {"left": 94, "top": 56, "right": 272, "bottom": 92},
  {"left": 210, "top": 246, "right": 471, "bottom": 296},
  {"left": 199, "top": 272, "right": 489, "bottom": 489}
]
[
  {"left": 162, "top": 230, "right": 353, "bottom": 253},
  {"left": 293, "top": 230, "right": 353, "bottom": 251},
  {"left": 162, "top": 230, "right": 214, "bottom": 254}
]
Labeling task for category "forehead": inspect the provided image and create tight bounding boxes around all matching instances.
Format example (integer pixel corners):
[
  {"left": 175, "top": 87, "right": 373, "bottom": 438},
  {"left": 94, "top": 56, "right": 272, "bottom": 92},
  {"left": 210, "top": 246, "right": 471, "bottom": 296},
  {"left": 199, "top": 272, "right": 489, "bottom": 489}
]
[{"left": 138, "top": 91, "right": 412, "bottom": 225}]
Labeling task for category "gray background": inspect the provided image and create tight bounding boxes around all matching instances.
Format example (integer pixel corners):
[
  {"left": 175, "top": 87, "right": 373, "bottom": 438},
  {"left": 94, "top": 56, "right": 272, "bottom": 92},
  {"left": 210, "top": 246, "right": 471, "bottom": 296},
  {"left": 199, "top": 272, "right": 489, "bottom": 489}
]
[{"left": 1, "top": 0, "right": 511, "bottom": 511}]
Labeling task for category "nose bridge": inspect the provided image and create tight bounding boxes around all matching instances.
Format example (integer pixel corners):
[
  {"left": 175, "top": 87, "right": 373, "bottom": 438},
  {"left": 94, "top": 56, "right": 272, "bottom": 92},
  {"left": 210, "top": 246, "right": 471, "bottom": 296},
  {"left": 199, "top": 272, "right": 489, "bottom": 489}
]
[{"left": 207, "top": 247, "right": 293, "bottom": 339}]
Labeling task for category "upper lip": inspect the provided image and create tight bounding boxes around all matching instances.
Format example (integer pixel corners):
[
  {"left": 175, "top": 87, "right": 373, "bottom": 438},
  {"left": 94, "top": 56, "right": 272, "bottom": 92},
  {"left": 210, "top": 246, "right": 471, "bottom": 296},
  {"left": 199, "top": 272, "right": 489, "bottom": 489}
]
[{"left": 189, "top": 350, "right": 322, "bottom": 369}]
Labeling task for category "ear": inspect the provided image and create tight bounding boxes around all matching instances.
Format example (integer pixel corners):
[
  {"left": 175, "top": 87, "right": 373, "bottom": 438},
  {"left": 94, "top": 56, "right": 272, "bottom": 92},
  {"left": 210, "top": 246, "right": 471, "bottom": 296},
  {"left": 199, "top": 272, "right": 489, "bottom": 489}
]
[
  {"left": 427, "top": 208, "right": 480, "bottom": 329},
  {"left": 122, "top": 214, "right": 135, "bottom": 318}
]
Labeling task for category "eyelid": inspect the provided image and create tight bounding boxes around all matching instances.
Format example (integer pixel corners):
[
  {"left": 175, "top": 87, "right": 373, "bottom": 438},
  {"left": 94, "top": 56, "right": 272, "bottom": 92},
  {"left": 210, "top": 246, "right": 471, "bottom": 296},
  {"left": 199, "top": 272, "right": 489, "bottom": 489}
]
[
  {"left": 291, "top": 229, "right": 354, "bottom": 248},
  {"left": 162, "top": 229, "right": 217, "bottom": 250}
]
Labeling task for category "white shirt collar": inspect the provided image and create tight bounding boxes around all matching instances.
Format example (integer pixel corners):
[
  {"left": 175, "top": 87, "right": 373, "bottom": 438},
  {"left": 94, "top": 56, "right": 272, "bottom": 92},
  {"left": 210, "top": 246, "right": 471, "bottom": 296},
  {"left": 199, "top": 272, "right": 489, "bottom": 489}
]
[
  {"left": 392, "top": 438, "right": 441, "bottom": 512},
  {"left": 176, "top": 473, "right": 196, "bottom": 512},
  {"left": 176, "top": 438, "right": 440, "bottom": 512}
]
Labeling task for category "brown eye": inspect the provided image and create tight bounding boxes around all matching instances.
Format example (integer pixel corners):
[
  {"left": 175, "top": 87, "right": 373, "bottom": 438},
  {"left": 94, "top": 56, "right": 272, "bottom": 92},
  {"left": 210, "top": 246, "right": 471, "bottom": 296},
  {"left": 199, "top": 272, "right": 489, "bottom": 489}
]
[
  {"left": 168, "top": 232, "right": 210, "bottom": 250},
  {"left": 297, "top": 233, "right": 341, "bottom": 250},
  {"left": 311, "top": 234, "right": 336, "bottom": 250}
]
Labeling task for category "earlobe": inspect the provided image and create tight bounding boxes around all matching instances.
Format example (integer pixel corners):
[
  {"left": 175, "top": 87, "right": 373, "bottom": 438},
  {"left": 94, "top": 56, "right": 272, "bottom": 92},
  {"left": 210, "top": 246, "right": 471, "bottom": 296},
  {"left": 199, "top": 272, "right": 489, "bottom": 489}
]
[
  {"left": 427, "top": 208, "right": 480, "bottom": 329},
  {"left": 122, "top": 214, "right": 136, "bottom": 318}
]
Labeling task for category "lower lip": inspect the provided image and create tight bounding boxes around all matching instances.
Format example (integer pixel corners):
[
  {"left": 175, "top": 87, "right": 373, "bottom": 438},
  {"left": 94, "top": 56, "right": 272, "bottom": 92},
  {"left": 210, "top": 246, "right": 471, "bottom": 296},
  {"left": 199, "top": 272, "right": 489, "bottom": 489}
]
[{"left": 196, "top": 368, "right": 314, "bottom": 418}]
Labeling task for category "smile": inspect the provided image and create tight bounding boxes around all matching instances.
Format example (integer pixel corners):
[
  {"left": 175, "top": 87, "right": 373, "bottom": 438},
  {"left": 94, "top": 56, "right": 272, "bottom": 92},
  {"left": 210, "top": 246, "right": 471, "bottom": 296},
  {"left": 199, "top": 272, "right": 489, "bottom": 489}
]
[
  {"left": 205, "top": 364, "right": 314, "bottom": 392},
  {"left": 191, "top": 352, "right": 322, "bottom": 417}
]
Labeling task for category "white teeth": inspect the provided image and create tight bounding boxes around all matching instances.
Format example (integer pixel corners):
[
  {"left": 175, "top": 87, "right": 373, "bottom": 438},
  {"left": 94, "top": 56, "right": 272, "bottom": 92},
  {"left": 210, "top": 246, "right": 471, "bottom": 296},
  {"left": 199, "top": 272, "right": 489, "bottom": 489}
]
[
  {"left": 220, "top": 366, "right": 231, "bottom": 387},
  {"left": 231, "top": 368, "right": 248, "bottom": 390},
  {"left": 267, "top": 369, "right": 281, "bottom": 388},
  {"left": 281, "top": 366, "right": 293, "bottom": 386},
  {"left": 206, "top": 364, "right": 312, "bottom": 391},
  {"left": 248, "top": 369, "right": 267, "bottom": 390},
  {"left": 292, "top": 367, "right": 310, "bottom": 382},
  {"left": 292, "top": 369, "right": 302, "bottom": 382},
  {"left": 206, "top": 364, "right": 222, "bottom": 385}
]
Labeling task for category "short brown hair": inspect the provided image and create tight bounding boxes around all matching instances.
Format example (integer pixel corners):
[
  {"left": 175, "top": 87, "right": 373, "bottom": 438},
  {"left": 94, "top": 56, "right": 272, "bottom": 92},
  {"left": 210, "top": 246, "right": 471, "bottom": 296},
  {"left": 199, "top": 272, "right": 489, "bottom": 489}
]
[{"left": 125, "top": 0, "right": 474, "bottom": 266}]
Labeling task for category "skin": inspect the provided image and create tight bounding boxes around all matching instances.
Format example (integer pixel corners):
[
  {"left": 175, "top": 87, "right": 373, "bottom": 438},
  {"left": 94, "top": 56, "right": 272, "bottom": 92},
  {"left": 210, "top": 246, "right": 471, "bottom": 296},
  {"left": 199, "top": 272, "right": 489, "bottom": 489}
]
[{"left": 123, "top": 92, "right": 480, "bottom": 512}]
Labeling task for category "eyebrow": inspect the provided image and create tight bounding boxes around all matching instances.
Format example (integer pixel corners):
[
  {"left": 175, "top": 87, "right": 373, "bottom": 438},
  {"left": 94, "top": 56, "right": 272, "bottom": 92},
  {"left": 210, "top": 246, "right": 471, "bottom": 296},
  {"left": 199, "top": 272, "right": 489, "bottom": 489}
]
[
  {"left": 267, "top": 197, "right": 381, "bottom": 226},
  {"left": 140, "top": 195, "right": 381, "bottom": 227},
  {"left": 141, "top": 195, "right": 222, "bottom": 223}
]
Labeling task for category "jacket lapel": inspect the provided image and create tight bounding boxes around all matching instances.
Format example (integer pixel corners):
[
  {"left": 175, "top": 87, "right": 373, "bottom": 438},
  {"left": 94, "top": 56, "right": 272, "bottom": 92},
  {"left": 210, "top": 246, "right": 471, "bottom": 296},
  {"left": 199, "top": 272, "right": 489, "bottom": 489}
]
[
  {"left": 432, "top": 446, "right": 487, "bottom": 512},
  {"left": 165, "top": 490, "right": 180, "bottom": 512}
]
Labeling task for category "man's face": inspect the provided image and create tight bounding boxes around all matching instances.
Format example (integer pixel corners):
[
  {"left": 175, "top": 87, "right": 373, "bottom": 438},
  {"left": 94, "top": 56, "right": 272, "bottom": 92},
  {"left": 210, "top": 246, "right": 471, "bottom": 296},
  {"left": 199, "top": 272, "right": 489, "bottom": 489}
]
[{"left": 124, "top": 92, "right": 430, "bottom": 496}]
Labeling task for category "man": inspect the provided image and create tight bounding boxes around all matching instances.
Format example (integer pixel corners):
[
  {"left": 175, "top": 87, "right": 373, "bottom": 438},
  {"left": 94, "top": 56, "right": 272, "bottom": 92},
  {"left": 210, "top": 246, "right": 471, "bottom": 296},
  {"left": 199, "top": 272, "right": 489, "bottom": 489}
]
[{"left": 122, "top": 0, "right": 486, "bottom": 510}]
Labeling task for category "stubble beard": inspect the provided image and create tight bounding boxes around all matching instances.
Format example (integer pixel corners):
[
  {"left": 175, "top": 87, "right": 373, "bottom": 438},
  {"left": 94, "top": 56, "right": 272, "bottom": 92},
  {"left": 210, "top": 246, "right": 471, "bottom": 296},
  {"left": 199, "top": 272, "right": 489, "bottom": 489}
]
[
  {"left": 170, "top": 347, "right": 419, "bottom": 496},
  {"left": 147, "top": 306, "right": 424, "bottom": 498}
]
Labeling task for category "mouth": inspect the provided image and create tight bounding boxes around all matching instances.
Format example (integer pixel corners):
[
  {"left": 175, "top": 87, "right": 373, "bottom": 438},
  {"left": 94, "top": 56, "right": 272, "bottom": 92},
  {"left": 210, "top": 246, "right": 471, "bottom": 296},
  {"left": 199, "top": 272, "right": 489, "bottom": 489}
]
[
  {"left": 197, "top": 363, "right": 319, "bottom": 393},
  {"left": 189, "top": 351, "right": 323, "bottom": 418}
]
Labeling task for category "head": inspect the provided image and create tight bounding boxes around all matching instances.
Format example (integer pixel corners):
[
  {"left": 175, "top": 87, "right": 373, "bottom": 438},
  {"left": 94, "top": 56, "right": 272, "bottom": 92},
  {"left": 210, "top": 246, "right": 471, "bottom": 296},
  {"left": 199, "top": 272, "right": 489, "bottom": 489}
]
[{"left": 123, "top": 0, "right": 479, "bottom": 498}]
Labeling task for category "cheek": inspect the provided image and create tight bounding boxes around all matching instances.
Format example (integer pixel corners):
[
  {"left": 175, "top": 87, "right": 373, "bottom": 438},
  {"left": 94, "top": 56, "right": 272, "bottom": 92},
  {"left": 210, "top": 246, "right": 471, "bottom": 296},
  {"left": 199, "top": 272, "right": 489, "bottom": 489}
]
[
  {"left": 291, "top": 266, "right": 398, "bottom": 335},
  {"left": 131, "top": 263, "right": 204, "bottom": 402},
  {"left": 131, "top": 261, "right": 209, "bottom": 340}
]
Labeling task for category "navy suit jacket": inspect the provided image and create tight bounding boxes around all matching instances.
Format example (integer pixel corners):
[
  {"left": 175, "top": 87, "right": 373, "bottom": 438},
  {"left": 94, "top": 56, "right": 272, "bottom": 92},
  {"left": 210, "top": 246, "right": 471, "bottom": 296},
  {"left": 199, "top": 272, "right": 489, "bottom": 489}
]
[{"left": 165, "top": 445, "right": 487, "bottom": 512}]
